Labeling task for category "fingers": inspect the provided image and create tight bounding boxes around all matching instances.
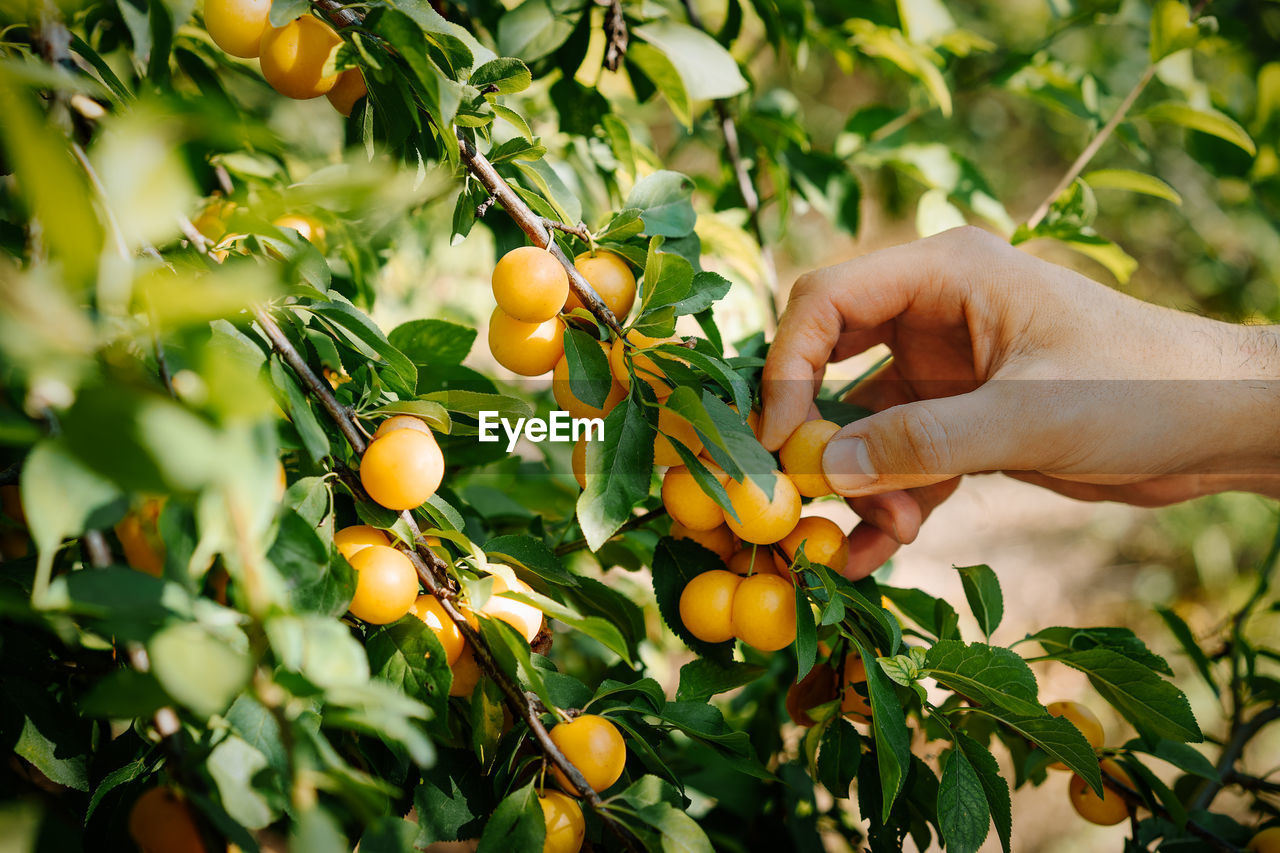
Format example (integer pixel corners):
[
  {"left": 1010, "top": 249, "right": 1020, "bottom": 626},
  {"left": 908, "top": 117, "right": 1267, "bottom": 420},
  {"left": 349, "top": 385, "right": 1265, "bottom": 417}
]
[
  {"left": 823, "top": 384, "right": 1020, "bottom": 497},
  {"left": 840, "top": 522, "right": 903, "bottom": 580},
  {"left": 760, "top": 227, "right": 1000, "bottom": 450},
  {"left": 848, "top": 478, "right": 960, "bottom": 544}
]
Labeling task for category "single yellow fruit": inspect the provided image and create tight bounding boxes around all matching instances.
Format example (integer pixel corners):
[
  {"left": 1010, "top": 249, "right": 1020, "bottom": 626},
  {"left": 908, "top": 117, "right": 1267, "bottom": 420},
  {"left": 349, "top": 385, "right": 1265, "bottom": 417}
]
[
  {"left": 609, "top": 333, "right": 678, "bottom": 400},
  {"left": 568, "top": 251, "right": 636, "bottom": 321},
  {"left": 723, "top": 472, "right": 801, "bottom": 545},
  {"left": 272, "top": 212, "right": 326, "bottom": 247},
  {"left": 678, "top": 570, "right": 742, "bottom": 643},
  {"left": 773, "top": 516, "right": 849, "bottom": 578},
  {"left": 347, "top": 545, "right": 419, "bottom": 624},
  {"left": 786, "top": 663, "right": 838, "bottom": 727},
  {"left": 552, "top": 347, "right": 626, "bottom": 421},
  {"left": 488, "top": 308, "right": 565, "bottom": 376},
  {"left": 410, "top": 594, "right": 464, "bottom": 666},
  {"left": 571, "top": 437, "right": 588, "bottom": 489},
  {"left": 204, "top": 0, "right": 271, "bottom": 58},
  {"left": 259, "top": 16, "right": 341, "bottom": 99},
  {"left": 334, "top": 525, "right": 390, "bottom": 561},
  {"left": 779, "top": 419, "right": 840, "bottom": 497},
  {"left": 661, "top": 465, "right": 727, "bottom": 531},
  {"left": 479, "top": 574, "right": 543, "bottom": 643},
  {"left": 492, "top": 245, "right": 569, "bottom": 323},
  {"left": 359, "top": 428, "right": 445, "bottom": 511},
  {"left": 539, "top": 790, "right": 586, "bottom": 853},
  {"left": 841, "top": 655, "right": 873, "bottom": 721},
  {"left": 670, "top": 522, "right": 736, "bottom": 564},
  {"left": 128, "top": 787, "right": 207, "bottom": 853},
  {"left": 1069, "top": 759, "right": 1132, "bottom": 826},
  {"left": 731, "top": 573, "right": 796, "bottom": 652},
  {"left": 549, "top": 714, "right": 627, "bottom": 794},
  {"left": 653, "top": 407, "right": 704, "bottom": 467},
  {"left": 449, "top": 644, "right": 481, "bottom": 698},
  {"left": 727, "top": 547, "right": 776, "bottom": 577},
  {"left": 326, "top": 68, "right": 366, "bottom": 116},
  {"left": 1247, "top": 827, "right": 1280, "bottom": 853},
  {"left": 1047, "top": 701, "right": 1105, "bottom": 771},
  {"left": 115, "top": 498, "right": 166, "bottom": 577}
]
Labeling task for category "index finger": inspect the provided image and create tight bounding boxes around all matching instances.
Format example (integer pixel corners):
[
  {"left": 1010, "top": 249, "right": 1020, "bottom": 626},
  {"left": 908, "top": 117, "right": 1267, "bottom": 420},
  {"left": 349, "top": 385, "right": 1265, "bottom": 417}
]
[{"left": 759, "top": 231, "right": 966, "bottom": 449}]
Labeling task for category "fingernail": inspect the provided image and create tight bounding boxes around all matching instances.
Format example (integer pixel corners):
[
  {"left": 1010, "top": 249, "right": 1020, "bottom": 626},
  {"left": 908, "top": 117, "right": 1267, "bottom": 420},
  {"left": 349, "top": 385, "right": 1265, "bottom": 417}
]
[{"left": 824, "top": 437, "right": 877, "bottom": 493}]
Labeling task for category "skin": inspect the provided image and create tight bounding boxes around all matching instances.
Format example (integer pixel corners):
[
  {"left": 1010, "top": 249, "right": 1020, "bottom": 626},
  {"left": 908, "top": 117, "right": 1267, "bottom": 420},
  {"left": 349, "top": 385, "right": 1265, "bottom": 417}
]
[{"left": 761, "top": 226, "right": 1280, "bottom": 579}]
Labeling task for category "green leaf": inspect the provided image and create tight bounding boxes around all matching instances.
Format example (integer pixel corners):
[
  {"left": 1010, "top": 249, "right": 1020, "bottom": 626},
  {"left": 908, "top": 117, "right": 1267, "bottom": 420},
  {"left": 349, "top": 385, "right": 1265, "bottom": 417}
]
[
  {"left": 483, "top": 535, "right": 576, "bottom": 585},
  {"left": 470, "top": 57, "right": 532, "bottom": 94},
  {"left": 501, "top": 587, "right": 633, "bottom": 664},
  {"left": 368, "top": 400, "right": 452, "bottom": 435},
  {"left": 626, "top": 171, "right": 697, "bottom": 238},
  {"left": 1141, "top": 102, "right": 1256, "bottom": 155},
  {"left": 863, "top": 644, "right": 912, "bottom": 821},
  {"left": 633, "top": 801, "right": 716, "bottom": 853},
  {"left": 208, "top": 736, "right": 275, "bottom": 829},
  {"left": 496, "top": 0, "right": 580, "bottom": 61},
  {"left": 365, "top": 616, "right": 452, "bottom": 725},
  {"left": 670, "top": 271, "right": 732, "bottom": 316},
  {"left": 1058, "top": 235, "right": 1139, "bottom": 284},
  {"left": 1149, "top": 0, "right": 1200, "bottom": 61},
  {"left": 795, "top": 582, "right": 817, "bottom": 680},
  {"left": 1129, "top": 738, "right": 1219, "bottom": 780},
  {"left": 955, "top": 564, "right": 1003, "bottom": 638},
  {"left": 575, "top": 398, "right": 654, "bottom": 551},
  {"left": 305, "top": 299, "right": 418, "bottom": 397},
  {"left": 651, "top": 538, "right": 735, "bottom": 663},
  {"left": 1156, "top": 608, "right": 1218, "bottom": 696},
  {"left": 470, "top": 676, "right": 506, "bottom": 766},
  {"left": 80, "top": 668, "right": 171, "bottom": 719},
  {"left": 627, "top": 43, "right": 691, "bottom": 128},
  {"left": 816, "top": 719, "right": 862, "bottom": 798},
  {"left": 983, "top": 711, "right": 1103, "bottom": 792},
  {"left": 86, "top": 752, "right": 160, "bottom": 821},
  {"left": 923, "top": 640, "right": 1043, "bottom": 718},
  {"left": 675, "top": 659, "right": 766, "bottom": 703},
  {"left": 632, "top": 21, "right": 747, "bottom": 101},
  {"left": 415, "top": 749, "right": 490, "bottom": 843},
  {"left": 269, "top": 355, "right": 331, "bottom": 464},
  {"left": 938, "top": 746, "right": 990, "bottom": 853},
  {"left": 477, "top": 781, "right": 545, "bottom": 852},
  {"left": 881, "top": 585, "right": 960, "bottom": 640},
  {"left": 359, "top": 818, "right": 421, "bottom": 853},
  {"left": 1083, "top": 169, "right": 1182, "bottom": 204},
  {"left": 955, "top": 732, "right": 1011, "bottom": 853},
  {"left": 266, "top": 613, "right": 370, "bottom": 689},
  {"left": 148, "top": 622, "right": 252, "bottom": 719},
  {"left": 388, "top": 318, "right": 477, "bottom": 367},
  {"left": 638, "top": 236, "right": 695, "bottom": 319},
  {"left": 1058, "top": 648, "right": 1202, "bottom": 743},
  {"left": 513, "top": 158, "right": 581, "bottom": 226},
  {"left": 1029, "top": 626, "right": 1172, "bottom": 675},
  {"left": 563, "top": 327, "right": 613, "bottom": 409}
]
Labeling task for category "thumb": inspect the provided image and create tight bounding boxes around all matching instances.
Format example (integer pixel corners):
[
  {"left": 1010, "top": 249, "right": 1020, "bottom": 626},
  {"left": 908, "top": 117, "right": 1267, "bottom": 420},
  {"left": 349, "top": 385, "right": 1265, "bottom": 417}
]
[{"left": 822, "top": 386, "right": 1019, "bottom": 496}]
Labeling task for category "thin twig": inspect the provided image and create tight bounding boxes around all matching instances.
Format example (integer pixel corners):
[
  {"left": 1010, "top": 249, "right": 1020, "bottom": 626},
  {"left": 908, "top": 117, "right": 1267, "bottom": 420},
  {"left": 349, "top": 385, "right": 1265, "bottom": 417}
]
[
  {"left": 1103, "top": 767, "right": 1244, "bottom": 852},
  {"left": 543, "top": 217, "right": 592, "bottom": 244},
  {"left": 1193, "top": 705, "right": 1280, "bottom": 811},
  {"left": 1024, "top": 64, "right": 1156, "bottom": 231},
  {"left": 554, "top": 506, "right": 667, "bottom": 556},
  {"left": 603, "top": 0, "right": 628, "bottom": 72}
]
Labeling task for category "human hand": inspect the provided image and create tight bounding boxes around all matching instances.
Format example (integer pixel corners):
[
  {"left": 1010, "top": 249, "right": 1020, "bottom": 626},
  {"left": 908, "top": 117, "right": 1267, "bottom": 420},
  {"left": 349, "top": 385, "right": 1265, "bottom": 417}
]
[{"left": 760, "top": 226, "right": 1280, "bottom": 579}]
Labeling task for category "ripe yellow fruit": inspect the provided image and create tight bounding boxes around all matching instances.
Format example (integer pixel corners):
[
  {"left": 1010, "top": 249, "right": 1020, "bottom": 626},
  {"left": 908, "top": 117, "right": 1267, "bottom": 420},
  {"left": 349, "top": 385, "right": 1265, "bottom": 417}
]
[
  {"left": 731, "top": 573, "right": 796, "bottom": 652},
  {"left": 372, "top": 414, "right": 434, "bottom": 441},
  {"left": 259, "top": 16, "right": 342, "bottom": 99},
  {"left": 727, "top": 547, "right": 776, "bottom": 577},
  {"left": 549, "top": 714, "right": 627, "bottom": 794},
  {"left": 539, "top": 790, "right": 586, "bottom": 853},
  {"left": 492, "top": 245, "right": 570, "bottom": 323},
  {"left": 723, "top": 472, "right": 801, "bottom": 545},
  {"left": 347, "top": 545, "right": 419, "bottom": 624},
  {"left": 410, "top": 594, "right": 464, "bottom": 666},
  {"left": 773, "top": 516, "right": 849, "bottom": 578},
  {"left": 609, "top": 333, "right": 677, "bottom": 400},
  {"left": 326, "top": 68, "right": 366, "bottom": 116},
  {"left": 1069, "top": 760, "right": 1132, "bottom": 826},
  {"left": 669, "top": 522, "right": 736, "bottom": 564},
  {"left": 552, "top": 347, "right": 626, "bottom": 421},
  {"left": 661, "top": 465, "right": 726, "bottom": 531},
  {"left": 488, "top": 308, "right": 565, "bottom": 376},
  {"left": 678, "top": 569, "right": 741, "bottom": 643},
  {"left": 360, "top": 428, "right": 445, "bottom": 511},
  {"left": 1248, "top": 828, "right": 1280, "bottom": 853},
  {"left": 272, "top": 213, "right": 326, "bottom": 247},
  {"left": 115, "top": 499, "right": 166, "bottom": 577},
  {"left": 449, "top": 644, "right": 481, "bottom": 698},
  {"left": 571, "top": 437, "right": 588, "bottom": 489},
  {"left": 479, "top": 574, "right": 543, "bottom": 643},
  {"left": 1047, "top": 701, "right": 1105, "bottom": 771},
  {"left": 841, "top": 655, "right": 873, "bottom": 721},
  {"left": 204, "top": 0, "right": 271, "bottom": 58},
  {"left": 568, "top": 251, "right": 636, "bottom": 321},
  {"left": 334, "top": 525, "right": 390, "bottom": 561},
  {"left": 653, "top": 407, "right": 704, "bottom": 467},
  {"left": 779, "top": 419, "right": 840, "bottom": 497},
  {"left": 128, "top": 787, "right": 206, "bottom": 853}
]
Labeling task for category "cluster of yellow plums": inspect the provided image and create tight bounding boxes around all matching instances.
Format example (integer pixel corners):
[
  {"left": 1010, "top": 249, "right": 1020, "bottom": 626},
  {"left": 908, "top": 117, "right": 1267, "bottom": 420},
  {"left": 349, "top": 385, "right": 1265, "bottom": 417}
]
[{"left": 203, "top": 0, "right": 367, "bottom": 115}]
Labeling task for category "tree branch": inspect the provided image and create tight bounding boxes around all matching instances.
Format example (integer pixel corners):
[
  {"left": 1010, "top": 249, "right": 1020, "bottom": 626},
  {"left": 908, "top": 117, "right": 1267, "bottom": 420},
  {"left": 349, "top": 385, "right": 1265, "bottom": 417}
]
[
  {"left": 603, "top": 0, "right": 628, "bottom": 72},
  {"left": 1193, "top": 705, "right": 1280, "bottom": 811}
]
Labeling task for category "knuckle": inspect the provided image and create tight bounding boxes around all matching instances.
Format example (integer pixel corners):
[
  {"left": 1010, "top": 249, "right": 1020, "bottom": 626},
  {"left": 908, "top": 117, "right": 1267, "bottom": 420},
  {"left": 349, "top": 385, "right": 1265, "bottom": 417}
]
[{"left": 890, "top": 404, "right": 953, "bottom": 475}]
